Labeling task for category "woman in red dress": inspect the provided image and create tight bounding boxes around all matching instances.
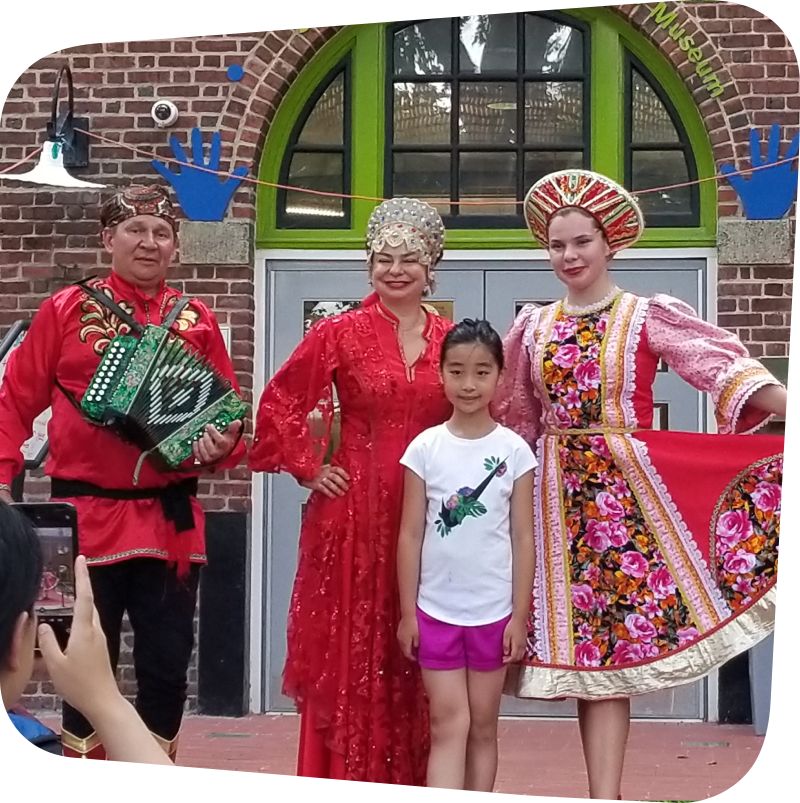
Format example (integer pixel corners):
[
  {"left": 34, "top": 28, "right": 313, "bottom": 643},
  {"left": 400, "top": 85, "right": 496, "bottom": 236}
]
[{"left": 249, "top": 198, "right": 454, "bottom": 784}]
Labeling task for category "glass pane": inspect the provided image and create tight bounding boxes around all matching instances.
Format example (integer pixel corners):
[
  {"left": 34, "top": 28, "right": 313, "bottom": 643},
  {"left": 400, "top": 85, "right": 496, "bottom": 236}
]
[
  {"left": 631, "top": 69, "right": 680, "bottom": 144},
  {"left": 525, "top": 14, "right": 583, "bottom": 75},
  {"left": 524, "top": 151, "right": 583, "bottom": 191},
  {"left": 394, "top": 19, "right": 452, "bottom": 75},
  {"left": 459, "top": 152, "right": 517, "bottom": 216},
  {"left": 459, "top": 82, "right": 517, "bottom": 145},
  {"left": 631, "top": 150, "right": 692, "bottom": 219},
  {"left": 524, "top": 82, "right": 583, "bottom": 146},
  {"left": 459, "top": 14, "right": 517, "bottom": 74},
  {"left": 304, "top": 300, "right": 361, "bottom": 333},
  {"left": 394, "top": 82, "right": 452, "bottom": 145},
  {"left": 393, "top": 152, "right": 450, "bottom": 204},
  {"left": 297, "top": 73, "right": 344, "bottom": 146},
  {"left": 284, "top": 152, "right": 344, "bottom": 221}
]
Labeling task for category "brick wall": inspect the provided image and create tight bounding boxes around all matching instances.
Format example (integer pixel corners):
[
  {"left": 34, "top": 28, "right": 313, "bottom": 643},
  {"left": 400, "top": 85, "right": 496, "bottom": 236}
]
[
  {"left": 619, "top": 3, "right": 797, "bottom": 357},
  {"left": 2, "top": 4, "right": 796, "bottom": 711}
]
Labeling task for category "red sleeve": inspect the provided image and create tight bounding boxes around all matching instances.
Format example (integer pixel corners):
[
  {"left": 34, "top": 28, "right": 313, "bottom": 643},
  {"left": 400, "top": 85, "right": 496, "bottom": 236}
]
[
  {"left": 248, "top": 317, "right": 339, "bottom": 482},
  {"left": 0, "top": 299, "right": 63, "bottom": 485}
]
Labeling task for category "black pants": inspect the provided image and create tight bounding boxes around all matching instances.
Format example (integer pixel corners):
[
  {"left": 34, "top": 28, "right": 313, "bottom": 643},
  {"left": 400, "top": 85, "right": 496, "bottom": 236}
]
[{"left": 62, "top": 558, "right": 200, "bottom": 742}]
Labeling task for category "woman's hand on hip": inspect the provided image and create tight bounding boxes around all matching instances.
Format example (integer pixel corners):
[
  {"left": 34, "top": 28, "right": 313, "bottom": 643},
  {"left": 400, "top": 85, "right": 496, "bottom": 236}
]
[{"left": 300, "top": 464, "right": 350, "bottom": 498}]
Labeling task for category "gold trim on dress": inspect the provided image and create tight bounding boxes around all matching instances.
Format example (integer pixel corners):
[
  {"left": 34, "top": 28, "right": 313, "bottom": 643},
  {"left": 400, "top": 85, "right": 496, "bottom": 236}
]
[
  {"left": 511, "top": 585, "right": 775, "bottom": 700},
  {"left": 86, "top": 549, "right": 207, "bottom": 565},
  {"left": 544, "top": 427, "right": 640, "bottom": 435},
  {"left": 61, "top": 728, "right": 104, "bottom": 757},
  {"left": 151, "top": 731, "right": 179, "bottom": 762}
]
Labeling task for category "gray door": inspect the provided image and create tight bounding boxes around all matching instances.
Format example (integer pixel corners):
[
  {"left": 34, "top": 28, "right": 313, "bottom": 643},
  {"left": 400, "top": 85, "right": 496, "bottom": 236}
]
[
  {"left": 484, "top": 257, "right": 707, "bottom": 718},
  {"left": 484, "top": 257, "right": 707, "bottom": 433},
  {"left": 262, "top": 257, "right": 709, "bottom": 718}
]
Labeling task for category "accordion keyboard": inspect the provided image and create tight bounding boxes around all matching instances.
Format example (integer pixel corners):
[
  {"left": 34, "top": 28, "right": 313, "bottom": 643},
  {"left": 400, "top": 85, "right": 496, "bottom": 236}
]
[{"left": 81, "top": 325, "right": 247, "bottom": 468}]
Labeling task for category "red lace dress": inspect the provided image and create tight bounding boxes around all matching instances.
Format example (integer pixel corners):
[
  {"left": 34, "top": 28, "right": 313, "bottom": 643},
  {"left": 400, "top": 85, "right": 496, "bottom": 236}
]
[{"left": 248, "top": 294, "right": 453, "bottom": 784}]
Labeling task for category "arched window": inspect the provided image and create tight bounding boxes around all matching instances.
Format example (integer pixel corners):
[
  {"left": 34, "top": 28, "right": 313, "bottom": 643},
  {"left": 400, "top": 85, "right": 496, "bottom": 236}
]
[
  {"left": 258, "top": 9, "right": 715, "bottom": 249},
  {"left": 277, "top": 59, "right": 351, "bottom": 228},
  {"left": 626, "top": 55, "right": 699, "bottom": 227}
]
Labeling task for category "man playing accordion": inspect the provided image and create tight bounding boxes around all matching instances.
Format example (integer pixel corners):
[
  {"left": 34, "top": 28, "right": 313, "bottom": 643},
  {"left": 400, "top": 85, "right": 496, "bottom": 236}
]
[{"left": 0, "top": 184, "right": 246, "bottom": 761}]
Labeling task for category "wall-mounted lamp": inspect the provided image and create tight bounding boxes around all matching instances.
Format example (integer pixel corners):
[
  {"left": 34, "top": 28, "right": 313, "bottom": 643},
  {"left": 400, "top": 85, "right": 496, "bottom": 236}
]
[{"left": 3, "top": 65, "right": 105, "bottom": 189}]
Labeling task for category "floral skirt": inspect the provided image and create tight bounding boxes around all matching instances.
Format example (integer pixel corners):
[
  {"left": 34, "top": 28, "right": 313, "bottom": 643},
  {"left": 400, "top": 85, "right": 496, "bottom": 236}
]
[{"left": 511, "top": 429, "right": 782, "bottom": 700}]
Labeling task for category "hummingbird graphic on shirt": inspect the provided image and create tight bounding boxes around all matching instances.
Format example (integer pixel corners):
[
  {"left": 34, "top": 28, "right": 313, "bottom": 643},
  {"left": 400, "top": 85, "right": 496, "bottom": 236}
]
[{"left": 435, "top": 456, "right": 509, "bottom": 537}]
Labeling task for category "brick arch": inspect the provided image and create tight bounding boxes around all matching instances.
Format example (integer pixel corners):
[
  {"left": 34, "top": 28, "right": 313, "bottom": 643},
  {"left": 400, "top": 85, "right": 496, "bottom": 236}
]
[
  {"left": 223, "top": 8, "right": 797, "bottom": 220},
  {"left": 612, "top": 2, "right": 786, "bottom": 215},
  {"left": 221, "top": 27, "right": 341, "bottom": 219}
]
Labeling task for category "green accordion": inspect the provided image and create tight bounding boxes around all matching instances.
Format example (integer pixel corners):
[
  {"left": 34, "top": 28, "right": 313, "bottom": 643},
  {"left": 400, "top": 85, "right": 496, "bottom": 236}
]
[{"left": 81, "top": 324, "right": 247, "bottom": 469}]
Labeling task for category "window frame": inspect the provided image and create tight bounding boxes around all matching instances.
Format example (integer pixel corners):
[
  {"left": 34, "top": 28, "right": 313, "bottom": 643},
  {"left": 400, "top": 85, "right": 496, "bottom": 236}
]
[
  {"left": 276, "top": 56, "right": 352, "bottom": 230},
  {"left": 624, "top": 52, "right": 700, "bottom": 229},
  {"left": 384, "top": 12, "right": 592, "bottom": 229},
  {"left": 257, "top": 8, "right": 717, "bottom": 250}
]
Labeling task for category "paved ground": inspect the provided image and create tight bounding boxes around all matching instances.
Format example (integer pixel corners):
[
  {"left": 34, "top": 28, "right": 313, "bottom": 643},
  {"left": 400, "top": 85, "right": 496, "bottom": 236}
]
[{"left": 42, "top": 713, "right": 765, "bottom": 800}]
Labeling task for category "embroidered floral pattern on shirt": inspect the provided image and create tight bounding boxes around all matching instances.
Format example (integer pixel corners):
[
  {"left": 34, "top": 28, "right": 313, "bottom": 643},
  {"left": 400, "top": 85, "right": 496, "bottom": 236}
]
[
  {"left": 79, "top": 284, "right": 135, "bottom": 356},
  {"left": 164, "top": 297, "right": 201, "bottom": 332}
]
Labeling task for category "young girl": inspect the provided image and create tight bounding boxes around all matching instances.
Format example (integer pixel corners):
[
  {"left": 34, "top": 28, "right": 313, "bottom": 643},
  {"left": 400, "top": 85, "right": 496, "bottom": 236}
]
[{"left": 396, "top": 319, "right": 536, "bottom": 791}]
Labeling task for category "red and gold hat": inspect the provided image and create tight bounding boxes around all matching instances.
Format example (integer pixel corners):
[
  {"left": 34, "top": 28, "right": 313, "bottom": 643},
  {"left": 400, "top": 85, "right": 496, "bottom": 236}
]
[
  {"left": 524, "top": 169, "right": 644, "bottom": 252},
  {"left": 100, "top": 184, "right": 176, "bottom": 231}
]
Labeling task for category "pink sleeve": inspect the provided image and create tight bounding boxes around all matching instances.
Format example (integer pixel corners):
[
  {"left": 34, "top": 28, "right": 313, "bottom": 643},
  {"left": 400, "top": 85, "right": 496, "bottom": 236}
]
[
  {"left": 645, "top": 294, "right": 782, "bottom": 435},
  {"left": 492, "top": 304, "right": 543, "bottom": 446}
]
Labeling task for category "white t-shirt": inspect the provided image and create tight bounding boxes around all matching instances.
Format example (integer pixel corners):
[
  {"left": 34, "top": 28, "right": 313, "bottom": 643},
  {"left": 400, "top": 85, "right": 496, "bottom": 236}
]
[{"left": 400, "top": 423, "right": 537, "bottom": 626}]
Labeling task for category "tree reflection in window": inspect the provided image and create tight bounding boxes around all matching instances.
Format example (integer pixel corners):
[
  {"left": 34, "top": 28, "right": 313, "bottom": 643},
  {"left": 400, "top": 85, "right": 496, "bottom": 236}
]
[
  {"left": 388, "top": 13, "right": 590, "bottom": 228},
  {"left": 625, "top": 55, "right": 699, "bottom": 227},
  {"left": 278, "top": 60, "right": 351, "bottom": 229}
]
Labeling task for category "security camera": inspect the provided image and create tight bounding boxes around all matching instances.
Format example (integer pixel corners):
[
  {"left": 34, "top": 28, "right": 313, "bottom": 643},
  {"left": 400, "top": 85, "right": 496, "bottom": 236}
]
[{"left": 151, "top": 100, "right": 179, "bottom": 128}]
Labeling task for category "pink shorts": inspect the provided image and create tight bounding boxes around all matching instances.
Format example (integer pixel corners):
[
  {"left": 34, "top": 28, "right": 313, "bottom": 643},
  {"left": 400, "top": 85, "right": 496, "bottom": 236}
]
[{"left": 416, "top": 606, "right": 512, "bottom": 672}]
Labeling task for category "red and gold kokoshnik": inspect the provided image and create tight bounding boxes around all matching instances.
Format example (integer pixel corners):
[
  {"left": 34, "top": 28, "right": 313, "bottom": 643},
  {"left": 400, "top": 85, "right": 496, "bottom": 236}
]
[{"left": 524, "top": 169, "right": 644, "bottom": 252}]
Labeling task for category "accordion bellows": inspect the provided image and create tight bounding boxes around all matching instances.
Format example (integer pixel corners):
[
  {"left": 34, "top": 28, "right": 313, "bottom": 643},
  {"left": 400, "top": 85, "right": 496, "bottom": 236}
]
[{"left": 82, "top": 325, "right": 247, "bottom": 469}]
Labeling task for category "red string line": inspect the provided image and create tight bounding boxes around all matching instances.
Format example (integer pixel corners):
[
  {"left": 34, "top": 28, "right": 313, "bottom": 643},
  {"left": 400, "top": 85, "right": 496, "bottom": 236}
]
[
  {"left": 2, "top": 129, "right": 798, "bottom": 206},
  {"left": 0, "top": 145, "right": 44, "bottom": 175}
]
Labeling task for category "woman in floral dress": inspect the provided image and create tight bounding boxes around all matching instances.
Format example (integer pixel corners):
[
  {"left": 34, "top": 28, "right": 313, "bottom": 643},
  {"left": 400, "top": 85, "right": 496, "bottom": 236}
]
[{"left": 494, "top": 169, "right": 785, "bottom": 800}]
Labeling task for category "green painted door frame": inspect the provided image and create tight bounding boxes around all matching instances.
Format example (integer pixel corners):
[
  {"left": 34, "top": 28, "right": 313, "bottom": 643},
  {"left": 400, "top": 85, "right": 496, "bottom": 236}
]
[{"left": 256, "top": 9, "right": 717, "bottom": 251}]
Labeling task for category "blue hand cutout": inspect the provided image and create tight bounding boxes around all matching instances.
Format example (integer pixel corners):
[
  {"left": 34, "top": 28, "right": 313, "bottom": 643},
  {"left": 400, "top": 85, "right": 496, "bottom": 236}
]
[
  {"left": 151, "top": 128, "right": 249, "bottom": 221},
  {"left": 720, "top": 123, "right": 799, "bottom": 220}
]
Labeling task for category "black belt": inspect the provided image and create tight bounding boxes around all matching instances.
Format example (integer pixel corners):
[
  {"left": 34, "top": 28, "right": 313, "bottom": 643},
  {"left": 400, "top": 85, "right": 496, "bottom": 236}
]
[{"left": 51, "top": 478, "right": 198, "bottom": 533}]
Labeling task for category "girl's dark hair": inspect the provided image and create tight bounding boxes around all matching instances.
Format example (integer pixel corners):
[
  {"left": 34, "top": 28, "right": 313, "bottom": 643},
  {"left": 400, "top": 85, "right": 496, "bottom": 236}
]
[
  {"left": 0, "top": 502, "right": 43, "bottom": 669},
  {"left": 440, "top": 318, "right": 504, "bottom": 370}
]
